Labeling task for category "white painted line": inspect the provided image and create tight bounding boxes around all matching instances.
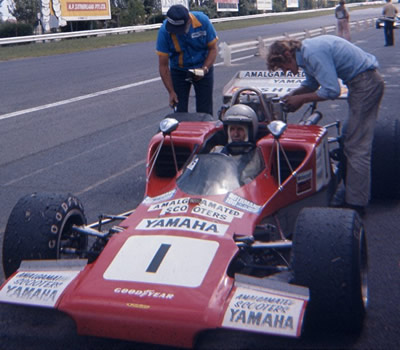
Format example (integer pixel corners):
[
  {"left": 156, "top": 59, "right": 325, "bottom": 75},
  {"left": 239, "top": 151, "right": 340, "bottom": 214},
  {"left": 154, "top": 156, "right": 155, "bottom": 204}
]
[
  {"left": 0, "top": 58, "right": 251, "bottom": 122},
  {"left": 76, "top": 159, "right": 146, "bottom": 196},
  {"left": 0, "top": 77, "right": 161, "bottom": 122},
  {"left": 3, "top": 122, "right": 157, "bottom": 187}
]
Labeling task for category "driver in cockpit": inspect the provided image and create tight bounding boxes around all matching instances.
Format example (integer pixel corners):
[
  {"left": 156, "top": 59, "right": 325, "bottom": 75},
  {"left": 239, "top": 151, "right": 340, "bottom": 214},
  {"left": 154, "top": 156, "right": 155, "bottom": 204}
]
[{"left": 212, "top": 104, "right": 264, "bottom": 184}]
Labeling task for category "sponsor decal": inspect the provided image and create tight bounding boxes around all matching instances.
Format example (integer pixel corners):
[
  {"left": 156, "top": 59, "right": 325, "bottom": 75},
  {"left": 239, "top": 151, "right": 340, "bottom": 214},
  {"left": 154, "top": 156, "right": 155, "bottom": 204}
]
[
  {"left": 114, "top": 287, "right": 174, "bottom": 300},
  {"left": 296, "top": 169, "right": 313, "bottom": 195},
  {"left": 0, "top": 270, "right": 80, "bottom": 308},
  {"left": 126, "top": 303, "right": 150, "bottom": 309},
  {"left": 192, "top": 198, "right": 243, "bottom": 223},
  {"left": 148, "top": 198, "right": 189, "bottom": 215},
  {"left": 104, "top": 236, "right": 219, "bottom": 288},
  {"left": 136, "top": 216, "right": 228, "bottom": 236},
  {"left": 224, "top": 193, "right": 261, "bottom": 214},
  {"left": 222, "top": 286, "right": 307, "bottom": 337},
  {"left": 142, "top": 189, "right": 176, "bottom": 205},
  {"left": 228, "top": 86, "right": 298, "bottom": 96},
  {"left": 239, "top": 71, "right": 306, "bottom": 79},
  {"left": 186, "top": 157, "right": 199, "bottom": 171}
]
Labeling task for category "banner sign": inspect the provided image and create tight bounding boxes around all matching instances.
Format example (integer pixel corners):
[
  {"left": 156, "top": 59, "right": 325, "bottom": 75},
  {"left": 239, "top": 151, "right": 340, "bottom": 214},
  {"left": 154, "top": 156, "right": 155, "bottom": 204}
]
[
  {"left": 161, "top": 0, "right": 189, "bottom": 15},
  {"left": 286, "top": 0, "right": 299, "bottom": 8},
  {"left": 216, "top": 0, "right": 239, "bottom": 12},
  {"left": 59, "top": 0, "right": 111, "bottom": 20},
  {"left": 257, "top": 0, "right": 272, "bottom": 11}
]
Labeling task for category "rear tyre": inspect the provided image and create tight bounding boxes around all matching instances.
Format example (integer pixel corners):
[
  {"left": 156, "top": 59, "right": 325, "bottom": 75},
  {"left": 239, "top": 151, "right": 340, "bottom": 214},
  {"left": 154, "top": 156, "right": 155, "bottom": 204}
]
[
  {"left": 371, "top": 117, "right": 400, "bottom": 199},
  {"left": 2, "top": 193, "right": 87, "bottom": 278},
  {"left": 291, "top": 207, "right": 368, "bottom": 333}
]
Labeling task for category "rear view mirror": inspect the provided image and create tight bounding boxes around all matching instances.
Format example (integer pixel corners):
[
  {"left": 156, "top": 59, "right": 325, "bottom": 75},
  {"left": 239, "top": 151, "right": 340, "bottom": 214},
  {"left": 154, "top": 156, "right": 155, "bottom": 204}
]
[
  {"left": 268, "top": 120, "right": 287, "bottom": 139},
  {"left": 160, "top": 118, "right": 179, "bottom": 134}
]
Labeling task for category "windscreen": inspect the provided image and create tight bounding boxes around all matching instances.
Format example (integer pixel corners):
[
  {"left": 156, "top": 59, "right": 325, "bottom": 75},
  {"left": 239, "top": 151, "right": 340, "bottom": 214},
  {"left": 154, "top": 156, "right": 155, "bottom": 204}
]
[{"left": 177, "top": 154, "right": 241, "bottom": 195}]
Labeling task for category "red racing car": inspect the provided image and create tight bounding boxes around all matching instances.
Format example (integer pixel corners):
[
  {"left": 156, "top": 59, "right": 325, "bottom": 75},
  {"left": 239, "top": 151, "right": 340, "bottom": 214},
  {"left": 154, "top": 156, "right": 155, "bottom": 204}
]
[{"left": 1, "top": 72, "right": 399, "bottom": 348}]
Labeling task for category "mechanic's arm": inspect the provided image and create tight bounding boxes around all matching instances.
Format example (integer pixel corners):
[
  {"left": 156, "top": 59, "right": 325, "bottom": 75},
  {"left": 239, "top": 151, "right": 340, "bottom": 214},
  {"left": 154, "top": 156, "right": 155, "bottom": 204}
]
[
  {"left": 202, "top": 42, "right": 218, "bottom": 73},
  {"left": 283, "top": 91, "right": 326, "bottom": 112},
  {"left": 283, "top": 85, "right": 325, "bottom": 112},
  {"left": 158, "top": 55, "right": 178, "bottom": 108}
]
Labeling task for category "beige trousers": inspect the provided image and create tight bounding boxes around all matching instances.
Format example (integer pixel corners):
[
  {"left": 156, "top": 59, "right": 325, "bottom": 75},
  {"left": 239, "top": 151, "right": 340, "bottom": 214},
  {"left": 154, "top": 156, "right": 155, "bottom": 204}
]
[{"left": 343, "top": 70, "right": 384, "bottom": 206}]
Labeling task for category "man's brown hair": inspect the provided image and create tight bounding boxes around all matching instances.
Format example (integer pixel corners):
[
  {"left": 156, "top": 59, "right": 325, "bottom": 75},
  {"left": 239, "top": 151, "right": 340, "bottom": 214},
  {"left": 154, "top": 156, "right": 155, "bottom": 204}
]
[{"left": 266, "top": 39, "right": 302, "bottom": 71}]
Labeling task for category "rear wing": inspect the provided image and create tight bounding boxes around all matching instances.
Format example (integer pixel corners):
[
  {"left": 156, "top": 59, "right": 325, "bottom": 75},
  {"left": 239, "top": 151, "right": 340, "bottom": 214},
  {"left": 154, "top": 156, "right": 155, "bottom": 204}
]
[{"left": 222, "top": 70, "right": 348, "bottom": 104}]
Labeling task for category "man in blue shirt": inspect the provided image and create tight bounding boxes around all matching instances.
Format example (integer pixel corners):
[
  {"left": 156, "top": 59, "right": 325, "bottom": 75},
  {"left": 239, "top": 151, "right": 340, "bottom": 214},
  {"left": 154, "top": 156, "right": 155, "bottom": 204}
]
[
  {"left": 156, "top": 5, "right": 218, "bottom": 115},
  {"left": 266, "top": 35, "right": 385, "bottom": 215}
]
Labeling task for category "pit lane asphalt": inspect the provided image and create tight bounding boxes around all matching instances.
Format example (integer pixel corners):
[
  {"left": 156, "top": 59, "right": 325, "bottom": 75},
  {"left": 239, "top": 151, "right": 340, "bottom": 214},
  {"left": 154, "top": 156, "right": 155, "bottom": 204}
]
[{"left": 0, "top": 6, "right": 399, "bottom": 350}]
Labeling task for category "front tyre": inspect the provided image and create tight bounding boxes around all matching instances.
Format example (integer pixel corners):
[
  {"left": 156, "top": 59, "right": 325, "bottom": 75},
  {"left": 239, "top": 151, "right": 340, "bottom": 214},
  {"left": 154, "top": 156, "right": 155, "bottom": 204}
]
[
  {"left": 2, "top": 193, "right": 87, "bottom": 278},
  {"left": 291, "top": 207, "right": 368, "bottom": 333}
]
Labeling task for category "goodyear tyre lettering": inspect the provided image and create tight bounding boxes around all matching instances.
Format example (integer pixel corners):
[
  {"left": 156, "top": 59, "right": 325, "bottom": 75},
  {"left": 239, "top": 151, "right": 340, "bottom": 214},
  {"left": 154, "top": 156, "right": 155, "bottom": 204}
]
[{"left": 2, "top": 193, "right": 88, "bottom": 278}]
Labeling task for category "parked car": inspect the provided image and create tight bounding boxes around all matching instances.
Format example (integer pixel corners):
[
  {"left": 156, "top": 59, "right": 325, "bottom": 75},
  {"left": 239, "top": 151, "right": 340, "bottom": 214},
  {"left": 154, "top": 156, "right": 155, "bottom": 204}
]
[{"left": 376, "top": 16, "right": 400, "bottom": 29}]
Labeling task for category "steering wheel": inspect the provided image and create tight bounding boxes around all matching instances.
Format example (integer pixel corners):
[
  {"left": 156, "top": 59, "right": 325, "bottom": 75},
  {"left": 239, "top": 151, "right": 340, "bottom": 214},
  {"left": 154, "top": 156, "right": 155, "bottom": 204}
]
[{"left": 225, "top": 141, "right": 256, "bottom": 156}]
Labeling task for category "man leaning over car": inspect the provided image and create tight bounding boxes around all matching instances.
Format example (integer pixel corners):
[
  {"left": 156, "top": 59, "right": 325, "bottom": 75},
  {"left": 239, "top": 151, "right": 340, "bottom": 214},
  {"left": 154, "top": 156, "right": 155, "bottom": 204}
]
[{"left": 266, "top": 35, "right": 385, "bottom": 216}]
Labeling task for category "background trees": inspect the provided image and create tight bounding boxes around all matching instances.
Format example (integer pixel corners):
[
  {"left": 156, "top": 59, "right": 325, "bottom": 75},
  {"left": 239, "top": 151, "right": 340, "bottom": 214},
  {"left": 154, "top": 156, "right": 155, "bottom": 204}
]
[
  {"left": 0, "top": 0, "right": 363, "bottom": 36},
  {"left": 8, "top": 0, "right": 40, "bottom": 24}
]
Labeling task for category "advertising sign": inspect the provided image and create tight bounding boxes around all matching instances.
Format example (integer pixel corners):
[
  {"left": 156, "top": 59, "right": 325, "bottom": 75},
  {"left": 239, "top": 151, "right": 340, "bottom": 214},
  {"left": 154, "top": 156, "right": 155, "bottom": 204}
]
[
  {"left": 216, "top": 0, "right": 239, "bottom": 12},
  {"left": 41, "top": 0, "right": 111, "bottom": 30},
  {"left": 161, "top": 0, "right": 189, "bottom": 14},
  {"left": 257, "top": 0, "right": 272, "bottom": 11},
  {"left": 59, "top": 0, "right": 111, "bottom": 20},
  {"left": 286, "top": 0, "right": 299, "bottom": 8}
]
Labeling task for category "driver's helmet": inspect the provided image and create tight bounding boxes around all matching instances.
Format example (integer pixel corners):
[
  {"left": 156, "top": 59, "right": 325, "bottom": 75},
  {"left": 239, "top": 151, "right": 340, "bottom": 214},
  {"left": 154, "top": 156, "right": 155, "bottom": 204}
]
[{"left": 222, "top": 104, "right": 259, "bottom": 143}]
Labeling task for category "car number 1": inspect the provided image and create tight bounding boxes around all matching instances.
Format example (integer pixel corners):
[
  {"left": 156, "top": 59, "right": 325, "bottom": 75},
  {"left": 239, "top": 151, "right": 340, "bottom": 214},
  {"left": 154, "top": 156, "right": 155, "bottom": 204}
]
[{"left": 103, "top": 235, "right": 219, "bottom": 288}]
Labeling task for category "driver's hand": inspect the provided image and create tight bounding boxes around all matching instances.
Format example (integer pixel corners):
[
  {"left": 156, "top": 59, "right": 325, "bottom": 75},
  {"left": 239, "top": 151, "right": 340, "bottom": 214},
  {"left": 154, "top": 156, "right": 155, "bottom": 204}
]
[{"left": 281, "top": 95, "right": 304, "bottom": 112}]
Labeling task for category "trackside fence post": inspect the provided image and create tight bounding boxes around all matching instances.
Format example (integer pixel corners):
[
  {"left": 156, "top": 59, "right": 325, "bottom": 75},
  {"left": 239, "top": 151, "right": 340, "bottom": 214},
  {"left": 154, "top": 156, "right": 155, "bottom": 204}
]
[{"left": 219, "top": 42, "right": 232, "bottom": 66}]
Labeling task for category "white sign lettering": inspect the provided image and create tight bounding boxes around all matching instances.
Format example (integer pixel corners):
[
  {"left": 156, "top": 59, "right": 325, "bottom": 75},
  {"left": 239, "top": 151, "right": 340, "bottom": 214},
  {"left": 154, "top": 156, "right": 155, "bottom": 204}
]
[
  {"left": 225, "top": 193, "right": 261, "bottom": 214},
  {"left": 222, "top": 286, "right": 307, "bottom": 337},
  {"left": 192, "top": 198, "right": 243, "bottom": 223},
  {"left": 0, "top": 270, "right": 81, "bottom": 308},
  {"left": 148, "top": 197, "right": 189, "bottom": 215},
  {"left": 136, "top": 216, "right": 228, "bottom": 236},
  {"left": 142, "top": 189, "right": 176, "bottom": 205}
]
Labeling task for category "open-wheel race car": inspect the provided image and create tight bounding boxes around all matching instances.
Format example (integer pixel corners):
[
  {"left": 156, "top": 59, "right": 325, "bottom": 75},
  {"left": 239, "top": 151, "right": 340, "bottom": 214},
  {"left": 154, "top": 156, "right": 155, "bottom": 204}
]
[
  {"left": 1, "top": 70, "right": 400, "bottom": 349},
  {"left": 375, "top": 15, "right": 400, "bottom": 29}
]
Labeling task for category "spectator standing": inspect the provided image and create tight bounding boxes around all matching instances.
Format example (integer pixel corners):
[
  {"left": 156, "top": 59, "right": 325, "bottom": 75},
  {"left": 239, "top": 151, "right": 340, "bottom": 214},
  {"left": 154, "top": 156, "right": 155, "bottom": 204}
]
[
  {"left": 335, "top": 0, "right": 351, "bottom": 41},
  {"left": 266, "top": 35, "right": 385, "bottom": 215},
  {"left": 156, "top": 5, "right": 218, "bottom": 115},
  {"left": 382, "top": 0, "right": 398, "bottom": 46}
]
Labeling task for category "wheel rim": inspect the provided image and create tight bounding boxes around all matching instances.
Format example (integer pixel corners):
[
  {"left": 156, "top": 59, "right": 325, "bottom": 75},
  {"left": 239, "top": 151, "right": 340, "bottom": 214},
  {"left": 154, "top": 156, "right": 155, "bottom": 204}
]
[{"left": 56, "top": 209, "right": 87, "bottom": 259}]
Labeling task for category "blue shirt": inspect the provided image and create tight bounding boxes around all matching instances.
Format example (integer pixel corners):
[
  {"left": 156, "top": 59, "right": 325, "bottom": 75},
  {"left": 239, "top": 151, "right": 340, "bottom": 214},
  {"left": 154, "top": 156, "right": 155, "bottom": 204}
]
[
  {"left": 156, "top": 11, "right": 218, "bottom": 70},
  {"left": 296, "top": 35, "right": 379, "bottom": 99}
]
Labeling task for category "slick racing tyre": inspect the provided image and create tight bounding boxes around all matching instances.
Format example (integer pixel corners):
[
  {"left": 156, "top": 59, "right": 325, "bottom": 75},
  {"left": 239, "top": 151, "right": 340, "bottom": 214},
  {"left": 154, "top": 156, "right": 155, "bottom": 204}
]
[
  {"left": 291, "top": 207, "right": 368, "bottom": 334},
  {"left": 2, "top": 193, "right": 87, "bottom": 278},
  {"left": 371, "top": 117, "right": 400, "bottom": 199}
]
